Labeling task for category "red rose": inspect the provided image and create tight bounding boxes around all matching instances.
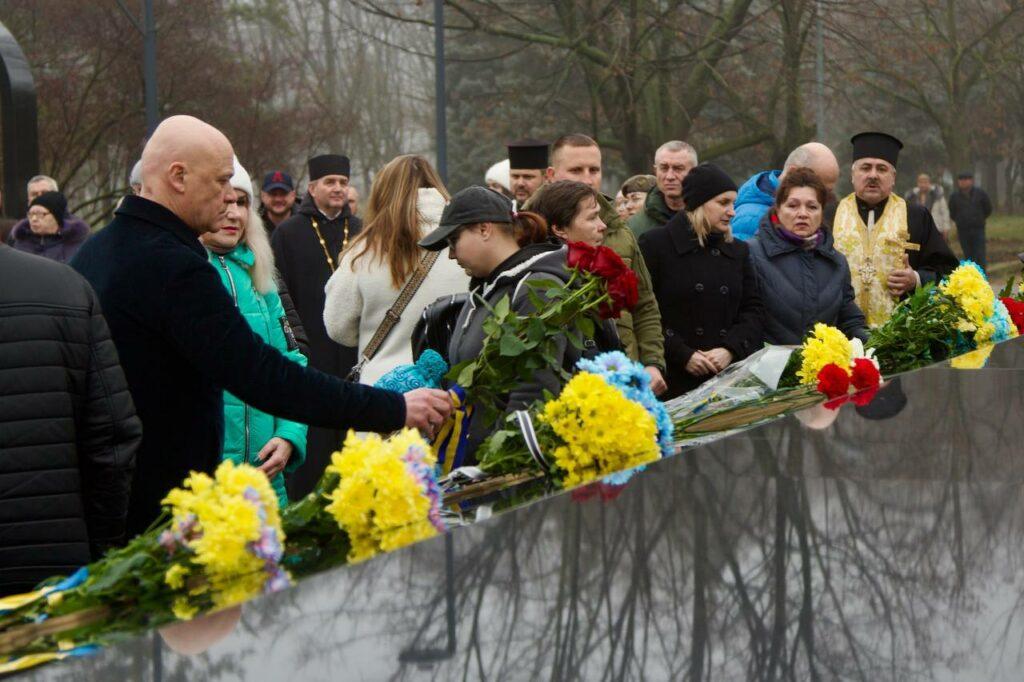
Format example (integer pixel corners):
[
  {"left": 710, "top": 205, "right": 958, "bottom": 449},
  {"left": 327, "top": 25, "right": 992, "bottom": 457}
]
[
  {"left": 849, "top": 358, "right": 881, "bottom": 390},
  {"left": 567, "top": 241, "right": 597, "bottom": 271},
  {"left": 600, "top": 269, "right": 639, "bottom": 319},
  {"left": 816, "top": 363, "right": 850, "bottom": 399},
  {"left": 1001, "top": 297, "right": 1024, "bottom": 334},
  {"left": 590, "top": 245, "right": 628, "bottom": 279}
]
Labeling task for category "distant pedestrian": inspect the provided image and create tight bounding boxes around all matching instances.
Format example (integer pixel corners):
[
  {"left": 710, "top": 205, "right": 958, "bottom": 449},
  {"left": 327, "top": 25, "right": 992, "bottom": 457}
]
[
  {"left": 948, "top": 171, "right": 992, "bottom": 270},
  {"left": 10, "top": 191, "right": 88, "bottom": 264},
  {"left": 904, "top": 173, "right": 951, "bottom": 236}
]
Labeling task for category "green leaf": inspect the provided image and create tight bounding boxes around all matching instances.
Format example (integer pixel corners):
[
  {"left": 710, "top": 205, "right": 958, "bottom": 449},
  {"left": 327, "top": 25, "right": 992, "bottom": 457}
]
[
  {"left": 456, "top": 362, "right": 476, "bottom": 386},
  {"left": 499, "top": 334, "right": 530, "bottom": 356},
  {"left": 492, "top": 296, "right": 510, "bottom": 320},
  {"left": 576, "top": 316, "right": 595, "bottom": 339}
]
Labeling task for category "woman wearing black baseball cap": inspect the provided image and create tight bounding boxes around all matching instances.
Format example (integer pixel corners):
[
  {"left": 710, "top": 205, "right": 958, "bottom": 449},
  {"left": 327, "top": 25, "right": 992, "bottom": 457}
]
[{"left": 418, "top": 186, "right": 568, "bottom": 459}]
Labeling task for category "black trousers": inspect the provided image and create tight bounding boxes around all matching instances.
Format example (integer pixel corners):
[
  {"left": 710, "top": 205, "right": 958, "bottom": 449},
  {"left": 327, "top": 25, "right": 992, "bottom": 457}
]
[{"left": 956, "top": 225, "right": 986, "bottom": 271}]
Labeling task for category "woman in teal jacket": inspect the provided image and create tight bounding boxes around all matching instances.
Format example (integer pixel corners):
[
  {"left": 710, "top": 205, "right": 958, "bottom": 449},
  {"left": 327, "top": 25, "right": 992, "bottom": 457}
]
[{"left": 200, "top": 158, "right": 307, "bottom": 507}]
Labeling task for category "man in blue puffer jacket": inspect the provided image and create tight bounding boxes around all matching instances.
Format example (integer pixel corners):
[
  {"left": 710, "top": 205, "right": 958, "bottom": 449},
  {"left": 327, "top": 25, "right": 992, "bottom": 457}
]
[{"left": 731, "top": 142, "right": 839, "bottom": 241}]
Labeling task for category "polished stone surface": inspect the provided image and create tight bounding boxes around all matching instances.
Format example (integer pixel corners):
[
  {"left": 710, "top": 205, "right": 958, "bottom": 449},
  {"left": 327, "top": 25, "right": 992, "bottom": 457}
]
[{"left": 26, "top": 338, "right": 1024, "bottom": 680}]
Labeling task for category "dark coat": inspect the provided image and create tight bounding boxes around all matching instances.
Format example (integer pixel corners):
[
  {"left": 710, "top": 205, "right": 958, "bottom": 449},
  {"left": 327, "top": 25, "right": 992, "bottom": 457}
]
[
  {"left": 0, "top": 247, "right": 140, "bottom": 595},
  {"left": 71, "top": 196, "right": 404, "bottom": 535},
  {"left": 627, "top": 187, "right": 675, "bottom": 238},
  {"left": 948, "top": 186, "right": 993, "bottom": 233},
  {"left": 449, "top": 243, "right": 575, "bottom": 459},
  {"left": 639, "top": 214, "right": 764, "bottom": 399},
  {"left": 747, "top": 215, "right": 868, "bottom": 345},
  {"left": 9, "top": 214, "right": 90, "bottom": 264},
  {"left": 271, "top": 197, "right": 363, "bottom": 497}
]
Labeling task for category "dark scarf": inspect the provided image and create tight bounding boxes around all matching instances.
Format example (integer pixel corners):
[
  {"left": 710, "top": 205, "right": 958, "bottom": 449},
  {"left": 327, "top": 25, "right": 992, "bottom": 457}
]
[{"left": 770, "top": 213, "right": 822, "bottom": 250}]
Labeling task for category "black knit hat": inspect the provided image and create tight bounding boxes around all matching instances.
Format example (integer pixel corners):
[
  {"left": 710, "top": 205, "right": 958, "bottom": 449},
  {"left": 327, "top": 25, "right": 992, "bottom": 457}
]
[
  {"left": 308, "top": 154, "right": 350, "bottom": 181},
  {"left": 850, "top": 132, "right": 903, "bottom": 167},
  {"left": 681, "top": 163, "right": 737, "bottom": 211},
  {"left": 29, "top": 191, "right": 67, "bottom": 228}
]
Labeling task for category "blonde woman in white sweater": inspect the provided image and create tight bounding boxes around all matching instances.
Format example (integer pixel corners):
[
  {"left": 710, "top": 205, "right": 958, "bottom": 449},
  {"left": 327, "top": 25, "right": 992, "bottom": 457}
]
[{"left": 324, "top": 155, "right": 469, "bottom": 385}]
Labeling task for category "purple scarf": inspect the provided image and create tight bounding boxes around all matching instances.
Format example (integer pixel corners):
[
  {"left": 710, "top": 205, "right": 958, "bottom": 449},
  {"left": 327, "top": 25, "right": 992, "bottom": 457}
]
[{"left": 771, "top": 214, "right": 822, "bottom": 250}]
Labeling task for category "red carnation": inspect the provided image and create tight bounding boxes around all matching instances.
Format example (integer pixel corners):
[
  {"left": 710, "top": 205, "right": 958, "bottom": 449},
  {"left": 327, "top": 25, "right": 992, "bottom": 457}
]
[
  {"left": 816, "top": 363, "right": 850, "bottom": 399},
  {"left": 590, "top": 245, "right": 628, "bottom": 279},
  {"left": 1001, "top": 297, "right": 1024, "bottom": 335},
  {"left": 849, "top": 358, "right": 881, "bottom": 390},
  {"left": 567, "top": 241, "right": 597, "bottom": 271}
]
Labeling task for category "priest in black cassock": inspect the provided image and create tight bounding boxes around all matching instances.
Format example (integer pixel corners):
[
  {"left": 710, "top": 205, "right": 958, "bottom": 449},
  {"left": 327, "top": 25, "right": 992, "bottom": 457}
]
[
  {"left": 831, "top": 132, "right": 958, "bottom": 327},
  {"left": 271, "top": 154, "right": 362, "bottom": 497}
]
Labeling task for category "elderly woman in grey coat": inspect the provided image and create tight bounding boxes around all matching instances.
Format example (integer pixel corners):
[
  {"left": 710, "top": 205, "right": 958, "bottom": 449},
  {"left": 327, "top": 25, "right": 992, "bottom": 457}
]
[{"left": 748, "top": 167, "right": 868, "bottom": 344}]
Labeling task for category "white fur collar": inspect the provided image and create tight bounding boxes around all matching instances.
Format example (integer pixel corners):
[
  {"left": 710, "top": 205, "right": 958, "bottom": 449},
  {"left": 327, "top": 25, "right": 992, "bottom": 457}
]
[{"left": 418, "top": 188, "right": 447, "bottom": 233}]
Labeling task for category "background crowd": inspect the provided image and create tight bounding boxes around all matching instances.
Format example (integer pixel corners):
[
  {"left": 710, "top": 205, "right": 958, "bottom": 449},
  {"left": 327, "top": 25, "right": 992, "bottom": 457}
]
[{"left": 0, "top": 111, "right": 980, "bottom": 599}]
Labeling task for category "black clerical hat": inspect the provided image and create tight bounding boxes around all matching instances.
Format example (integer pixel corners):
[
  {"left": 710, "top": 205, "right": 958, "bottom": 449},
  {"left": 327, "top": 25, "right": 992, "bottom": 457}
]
[
  {"left": 308, "top": 154, "right": 351, "bottom": 181},
  {"left": 507, "top": 139, "right": 549, "bottom": 170},
  {"left": 850, "top": 132, "right": 903, "bottom": 167}
]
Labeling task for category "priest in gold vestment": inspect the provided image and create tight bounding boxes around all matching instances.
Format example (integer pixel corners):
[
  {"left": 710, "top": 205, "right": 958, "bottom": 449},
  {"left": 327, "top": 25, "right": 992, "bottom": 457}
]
[{"left": 832, "top": 132, "right": 958, "bottom": 327}]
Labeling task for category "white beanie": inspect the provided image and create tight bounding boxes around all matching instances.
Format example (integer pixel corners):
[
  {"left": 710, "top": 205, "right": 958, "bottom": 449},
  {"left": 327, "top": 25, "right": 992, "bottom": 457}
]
[
  {"left": 485, "top": 159, "right": 510, "bottom": 192},
  {"left": 129, "top": 159, "right": 142, "bottom": 186},
  {"left": 230, "top": 156, "right": 254, "bottom": 200}
]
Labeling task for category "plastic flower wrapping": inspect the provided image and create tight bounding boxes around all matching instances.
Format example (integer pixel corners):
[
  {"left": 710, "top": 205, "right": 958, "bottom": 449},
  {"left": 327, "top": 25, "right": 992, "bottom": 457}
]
[{"left": 323, "top": 430, "right": 445, "bottom": 563}]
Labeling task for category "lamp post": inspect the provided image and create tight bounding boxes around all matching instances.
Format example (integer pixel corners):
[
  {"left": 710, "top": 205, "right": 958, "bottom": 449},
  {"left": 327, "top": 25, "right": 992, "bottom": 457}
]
[{"left": 434, "top": 0, "right": 448, "bottom": 183}]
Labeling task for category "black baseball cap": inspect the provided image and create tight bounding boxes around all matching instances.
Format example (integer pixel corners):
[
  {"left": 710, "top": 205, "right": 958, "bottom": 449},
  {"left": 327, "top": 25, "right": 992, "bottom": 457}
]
[
  {"left": 262, "top": 170, "right": 294, "bottom": 192},
  {"left": 419, "top": 186, "right": 513, "bottom": 251}
]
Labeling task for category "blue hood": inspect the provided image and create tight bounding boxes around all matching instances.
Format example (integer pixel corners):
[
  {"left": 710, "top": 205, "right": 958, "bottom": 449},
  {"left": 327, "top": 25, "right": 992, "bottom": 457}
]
[{"left": 731, "top": 169, "right": 781, "bottom": 241}]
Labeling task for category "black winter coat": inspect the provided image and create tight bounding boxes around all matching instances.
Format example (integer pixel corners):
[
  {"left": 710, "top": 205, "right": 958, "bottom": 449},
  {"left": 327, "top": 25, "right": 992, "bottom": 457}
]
[
  {"left": 71, "top": 197, "right": 404, "bottom": 535},
  {"left": 747, "top": 215, "right": 868, "bottom": 345},
  {"left": 639, "top": 214, "right": 764, "bottom": 399},
  {"left": 0, "top": 247, "right": 140, "bottom": 595},
  {"left": 270, "top": 197, "right": 362, "bottom": 497},
  {"left": 948, "top": 187, "right": 993, "bottom": 233}
]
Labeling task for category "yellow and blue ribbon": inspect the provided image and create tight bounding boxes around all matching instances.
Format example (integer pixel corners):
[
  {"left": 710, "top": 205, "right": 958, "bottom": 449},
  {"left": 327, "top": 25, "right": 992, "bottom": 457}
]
[{"left": 432, "top": 386, "right": 474, "bottom": 476}]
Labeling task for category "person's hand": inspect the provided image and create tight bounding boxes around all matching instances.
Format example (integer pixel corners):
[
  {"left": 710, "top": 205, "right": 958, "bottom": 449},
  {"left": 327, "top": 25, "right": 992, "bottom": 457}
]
[
  {"left": 685, "top": 351, "right": 717, "bottom": 377},
  {"left": 404, "top": 388, "right": 453, "bottom": 437},
  {"left": 887, "top": 254, "right": 917, "bottom": 297},
  {"left": 645, "top": 366, "right": 667, "bottom": 396},
  {"left": 704, "top": 347, "right": 734, "bottom": 372},
  {"left": 257, "top": 437, "right": 293, "bottom": 478}
]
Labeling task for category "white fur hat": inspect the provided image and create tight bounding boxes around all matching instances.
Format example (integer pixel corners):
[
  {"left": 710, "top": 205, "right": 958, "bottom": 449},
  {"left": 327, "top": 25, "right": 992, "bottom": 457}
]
[
  {"left": 230, "top": 156, "right": 254, "bottom": 200},
  {"left": 485, "top": 159, "right": 510, "bottom": 192}
]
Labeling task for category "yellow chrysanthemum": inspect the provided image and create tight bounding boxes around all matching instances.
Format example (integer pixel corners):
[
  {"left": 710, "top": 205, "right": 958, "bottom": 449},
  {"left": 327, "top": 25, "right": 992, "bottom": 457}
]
[
  {"left": 797, "top": 323, "right": 852, "bottom": 385},
  {"left": 940, "top": 264, "right": 995, "bottom": 333},
  {"left": 161, "top": 461, "right": 285, "bottom": 605},
  {"left": 324, "top": 429, "right": 442, "bottom": 564},
  {"left": 538, "top": 372, "right": 659, "bottom": 488},
  {"left": 951, "top": 344, "right": 994, "bottom": 369},
  {"left": 172, "top": 597, "right": 198, "bottom": 621}
]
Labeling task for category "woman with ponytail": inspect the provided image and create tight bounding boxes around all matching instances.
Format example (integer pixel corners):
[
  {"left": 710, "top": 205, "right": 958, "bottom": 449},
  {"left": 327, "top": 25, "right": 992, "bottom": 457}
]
[{"left": 419, "top": 185, "right": 571, "bottom": 459}]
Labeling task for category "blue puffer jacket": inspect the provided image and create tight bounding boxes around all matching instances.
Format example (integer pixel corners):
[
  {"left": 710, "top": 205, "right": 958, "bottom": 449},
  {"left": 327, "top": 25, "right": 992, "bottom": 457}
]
[
  {"left": 207, "top": 245, "right": 308, "bottom": 507},
  {"left": 731, "top": 170, "right": 781, "bottom": 241},
  {"left": 747, "top": 214, "right": 868, "bottom": 345}
]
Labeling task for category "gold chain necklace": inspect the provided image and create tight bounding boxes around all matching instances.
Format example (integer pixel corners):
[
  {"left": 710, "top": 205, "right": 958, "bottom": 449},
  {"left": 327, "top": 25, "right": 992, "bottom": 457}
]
[{"left": 310, "top": 216, "right": 350, "bottom": 273}]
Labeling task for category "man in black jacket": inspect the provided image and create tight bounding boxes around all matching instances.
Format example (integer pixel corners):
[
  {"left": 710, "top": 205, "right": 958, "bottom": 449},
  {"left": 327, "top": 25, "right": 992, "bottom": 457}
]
[
  {"left": 270, "top": 154, "right": 363, "bottom": 497},
  {"left": 0, "top": 247, "right": 141, "bottom": 595},
  {"left": 72, "top": 116, "right": 451, "bottom": 535},
  {"left": 948, "top": 171, "right": 993, "bottom": 270}
]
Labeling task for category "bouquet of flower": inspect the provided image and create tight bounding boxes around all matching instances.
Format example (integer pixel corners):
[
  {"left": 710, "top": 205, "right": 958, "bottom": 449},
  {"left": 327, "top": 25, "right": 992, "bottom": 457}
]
[
  {"left": 477, "top": 353, "right": 666, "bottom": 488},
  {"left": 784, "top": 323, "right": 883, "bottom": 408},
  {"left": 866, "top": 261, "right": 1017, "bottom": 374},
  {"left": 0, "top": 461, "right": 289, "bottom": 666},
  {"left": 448, "top": 241, "right": 638, "bottom": 425},
  {"left": 282, "top": 429, "right": 445, "bottom": 573},
  {"left": 667, "top": 346, "right": 822, "bottom": 440}
]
